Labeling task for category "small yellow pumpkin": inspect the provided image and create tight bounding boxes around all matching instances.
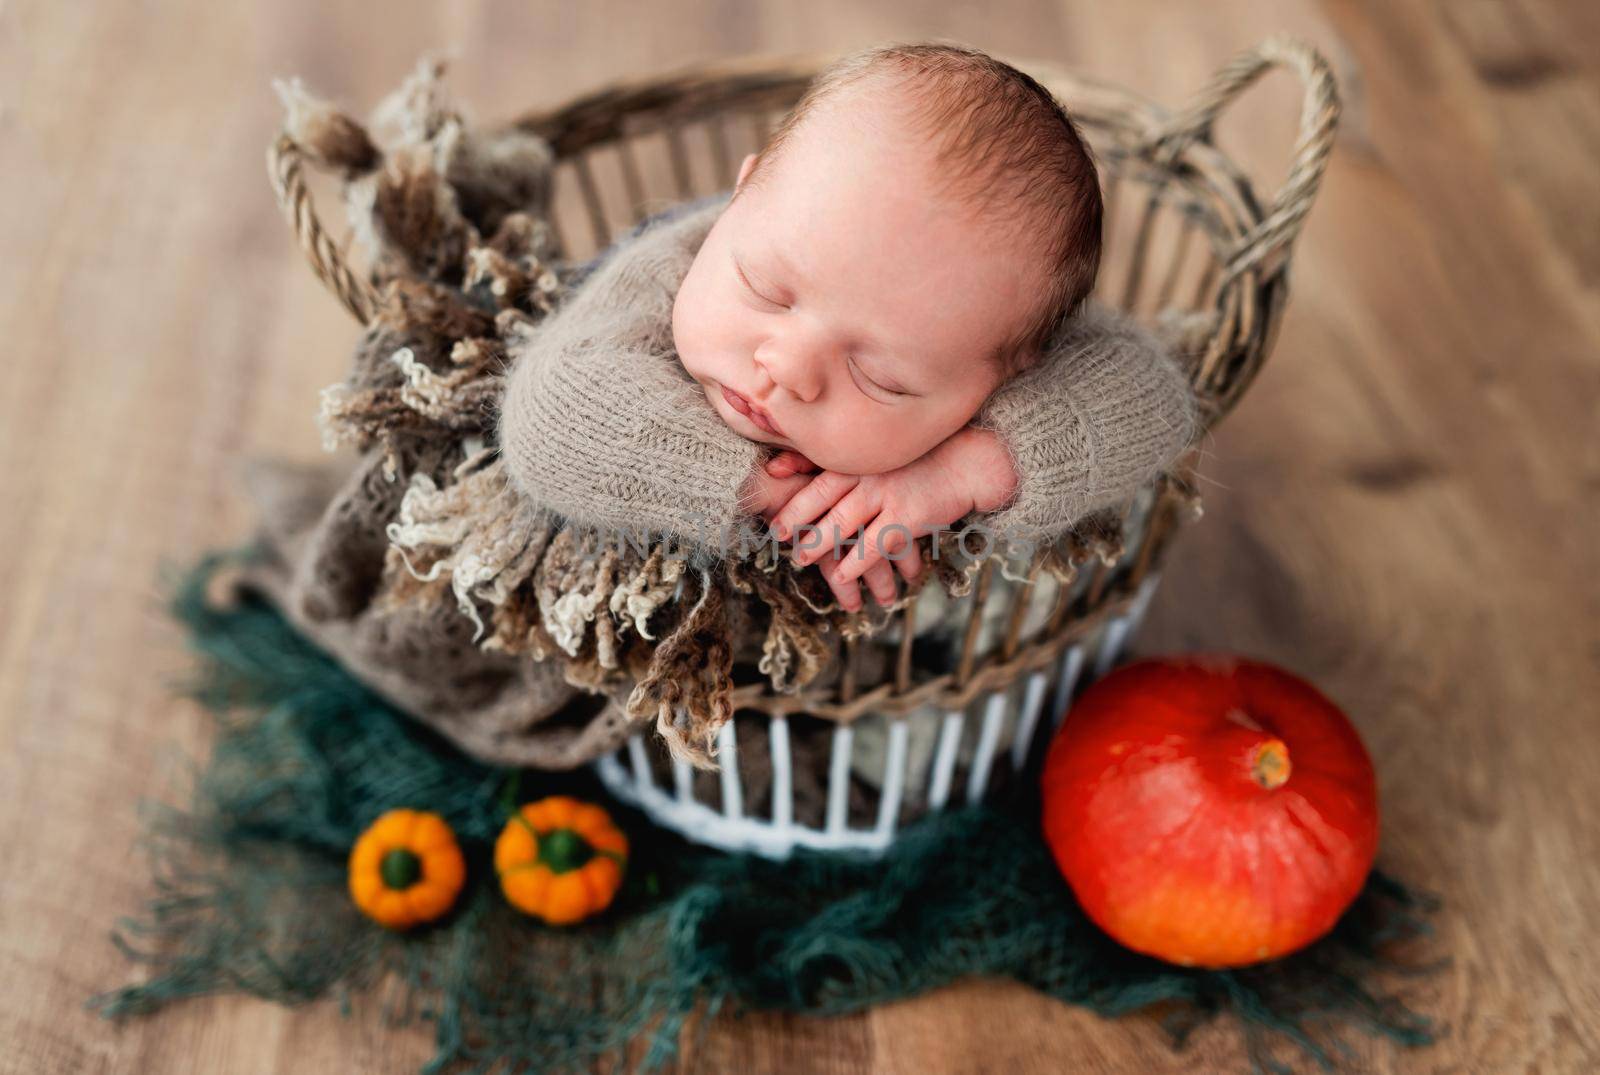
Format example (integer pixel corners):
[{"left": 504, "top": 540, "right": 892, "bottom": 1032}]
[
  {"left": 495, "top": 796, "right": 628, "bottom": 925},
  {"left": 348, "top": 808, "right": 466, "bottom": 930}
]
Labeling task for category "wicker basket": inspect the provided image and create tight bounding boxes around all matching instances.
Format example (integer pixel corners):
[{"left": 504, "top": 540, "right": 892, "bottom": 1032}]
[{"left": 272, "top": 37, "right": 1338, "bottom": 859}]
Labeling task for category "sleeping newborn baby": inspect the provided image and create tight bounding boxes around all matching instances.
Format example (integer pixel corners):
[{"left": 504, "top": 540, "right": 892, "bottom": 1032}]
[{"left": 499, "top": 43, "right": 1196, "bottom": 610}]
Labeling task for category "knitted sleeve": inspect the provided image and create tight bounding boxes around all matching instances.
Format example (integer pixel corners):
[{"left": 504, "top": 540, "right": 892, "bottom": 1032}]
[
  {"left": 495, "top": 200, "right": 761, "bottom": 545},
  {"left": 971, "top": 301, "right": 1199, "bottom": 542}
]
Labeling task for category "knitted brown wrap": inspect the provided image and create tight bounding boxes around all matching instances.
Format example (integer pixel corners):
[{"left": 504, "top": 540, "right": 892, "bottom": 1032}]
[{"left": 238, "top": 60, "right": 1197, "bottom": 770}]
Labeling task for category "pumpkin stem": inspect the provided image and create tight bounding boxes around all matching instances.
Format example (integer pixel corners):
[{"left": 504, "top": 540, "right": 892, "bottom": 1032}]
[
  {"left": 538, "top": 828, "right": 594, "bottom": 873},
  {"left": 1251, "top": 738, "right": 1292, "bottom": 790},
  {"left": 380, "top": 848, "right": 423, "bottom": 889}
]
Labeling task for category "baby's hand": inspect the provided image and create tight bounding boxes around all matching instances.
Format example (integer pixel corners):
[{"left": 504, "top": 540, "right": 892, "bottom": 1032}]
[
  {"left": 769, "top": 427, "right": 1018, "bottom": 595},
  {"left": 749, "top": 451, "right": 898, "bottom": 610}
]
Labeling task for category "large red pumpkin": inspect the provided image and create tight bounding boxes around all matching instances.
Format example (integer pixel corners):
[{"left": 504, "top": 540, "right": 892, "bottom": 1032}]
[{"left": 1041, "top": 655, "right": 1378, "bottom": 968}]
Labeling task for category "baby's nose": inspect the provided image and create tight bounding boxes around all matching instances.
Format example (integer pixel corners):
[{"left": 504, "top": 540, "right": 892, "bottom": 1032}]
[{"left": 754, "top": 343, "right": 825, "bottom": 403}]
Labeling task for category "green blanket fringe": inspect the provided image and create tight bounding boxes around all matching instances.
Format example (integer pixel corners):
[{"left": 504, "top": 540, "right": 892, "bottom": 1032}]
[{"left": 88, "top": 548, "right": 1440, "bottom": 1074}]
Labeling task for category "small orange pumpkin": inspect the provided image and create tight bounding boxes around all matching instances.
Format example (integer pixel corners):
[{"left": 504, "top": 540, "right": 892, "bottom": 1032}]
[
  {"left": 348, "top": 808, "right": 466, "bottom": 930},
  {"left": 495, "top": 796, "right": 628, "bottom": 925}
]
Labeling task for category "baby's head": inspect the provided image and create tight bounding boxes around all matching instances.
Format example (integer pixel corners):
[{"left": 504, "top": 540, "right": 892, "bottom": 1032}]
[{"left": 673, "top": 42, "right": 1102, "bottom": 475}]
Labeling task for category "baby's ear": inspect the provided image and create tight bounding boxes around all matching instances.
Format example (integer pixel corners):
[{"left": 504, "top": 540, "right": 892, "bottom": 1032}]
[
  {"left": 1016, "top": 344, "right": 1047, "bottom": 376},
  {"left": 995, "top": 341, "right": 1042, "bottom": 383},
  {"left": 735, "top": 152, "right": 759, "bottom": 190}
]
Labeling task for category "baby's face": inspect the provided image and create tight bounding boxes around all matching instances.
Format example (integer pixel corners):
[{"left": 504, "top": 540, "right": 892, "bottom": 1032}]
[{"left": 672, "top": 91, "right": 1044, "bottom": 475}]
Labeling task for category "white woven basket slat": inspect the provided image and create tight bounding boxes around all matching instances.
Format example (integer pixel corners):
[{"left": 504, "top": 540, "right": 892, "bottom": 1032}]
[
  {"left": 1011, "top": 672, "right": 1051, "bottom": 771},
  {"left": 595, "top": 573, "right": 1164, "bottom": 858},
  {"left": 825, "top": 725, "right": 853, "bottom": 835},
  {"left": 716, "top": 721, "right": 742, "bottom": 819},
  {"left": 770, "top": 715, "right": 794, "bottom": 836},
  {"left": 1049, "top": 644, "right": 1089, "bottom": 733},
  {"left": 967, "top": 693, "right": 1010, "bottom": 805},
  {"left": 926, "top": 712, "right": 966, "bottom": 811},
  {"left": 874, "top": 719, "right": 911, "bottom": 843}
]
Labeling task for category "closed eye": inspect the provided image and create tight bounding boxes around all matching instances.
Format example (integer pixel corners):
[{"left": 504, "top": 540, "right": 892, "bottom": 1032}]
[
  {"left": 735, "top": 261, "right": 788, "bottom": 310},
  {"left": 849, "top": 356, "right": 909, "bottom": 400}
]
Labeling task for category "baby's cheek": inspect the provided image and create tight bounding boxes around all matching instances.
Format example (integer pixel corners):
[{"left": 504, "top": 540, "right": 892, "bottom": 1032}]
[
  {"left": 805, "top": 403, "right": 942, "bottom": 476},
  {"left": 672, "top": 268, "right": 718, "bottom": 364},
  {"left": 866, "top": 401, "right": 979, "bottom": 472},
  {"left": 675, "top": 285, "right": 749, "bottom": 388},
  {"left": 672, "top": 315, "right": 719, "bottom": 386}
]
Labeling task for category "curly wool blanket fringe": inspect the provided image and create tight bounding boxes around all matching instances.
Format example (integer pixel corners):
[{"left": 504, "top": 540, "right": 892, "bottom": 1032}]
[{"left": 261, "top": 58, "right": 1133, "bottom": 769}]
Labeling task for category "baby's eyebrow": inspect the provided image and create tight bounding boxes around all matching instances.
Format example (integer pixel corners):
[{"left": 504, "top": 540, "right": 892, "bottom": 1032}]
[
  {"left": 763, "top": 245, "right": 801, "bottom": 282},
  {"left": 737, "top": 248, "right": 794, "bottom": 300}
]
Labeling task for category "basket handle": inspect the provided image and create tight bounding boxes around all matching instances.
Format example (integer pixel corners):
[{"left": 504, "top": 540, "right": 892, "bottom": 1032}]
[
  {"left": 268, "top": 133, "right": 381, "bottom": 326},
  {"left": 1138, "top": 35, "right": 1340, "bottom": 283}
]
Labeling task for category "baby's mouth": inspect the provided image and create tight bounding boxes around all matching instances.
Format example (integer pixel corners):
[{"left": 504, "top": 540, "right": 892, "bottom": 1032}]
[{"left": 720, "top": 385, "right": 784, "bottom": 437}]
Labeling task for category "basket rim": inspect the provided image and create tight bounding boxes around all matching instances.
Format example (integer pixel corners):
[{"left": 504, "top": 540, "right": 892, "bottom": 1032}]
[{"left": 504, "top": 45, "right": 1275, "bottom": 229}]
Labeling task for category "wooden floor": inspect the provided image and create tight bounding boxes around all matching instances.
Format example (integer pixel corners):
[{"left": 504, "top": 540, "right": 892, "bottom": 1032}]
[{"left": 3, "top": 1, "right": 1598, "bottom": 1071}]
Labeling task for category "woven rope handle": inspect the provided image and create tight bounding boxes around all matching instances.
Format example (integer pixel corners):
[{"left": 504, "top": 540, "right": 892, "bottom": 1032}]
[
  {"left": 268, "top": 133, "right": 380, "bottom": 326},
  {"left": 1140, "top": 35, "right": 1340, "bottom": 283}
]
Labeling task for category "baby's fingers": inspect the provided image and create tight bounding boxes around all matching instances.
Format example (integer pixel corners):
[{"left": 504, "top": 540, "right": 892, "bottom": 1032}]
[
  {"left": 834, "top": 516, "right": 920, "bottom": 583},
  {"left": 763, "top": 450, "right": 818, "bottom": 479},
  {"left": 893, "top": 545, "right": 925, "bottom": 583},
  {"left": 747, "top": 467, "right": 814, "bottom": 521},
  {"left": 770, "top": 472, "right": 859, "bottom": 542},
  {"left": 795, "top": 485, "right": 881, "bottom": 568},
  {"left": 882, "top": 524, "right": 927, "bottom": 584},
  {"left": 860, "top": 560, "right": 899, "bottom": 607},
  {"left": 815, "top": 555, "right": 865, "bottom": 613}
]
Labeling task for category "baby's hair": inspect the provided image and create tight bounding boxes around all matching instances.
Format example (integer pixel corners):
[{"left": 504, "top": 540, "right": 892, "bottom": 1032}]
[{"left": 736, "top": 40, "right": 1104, "bottom": 379}]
